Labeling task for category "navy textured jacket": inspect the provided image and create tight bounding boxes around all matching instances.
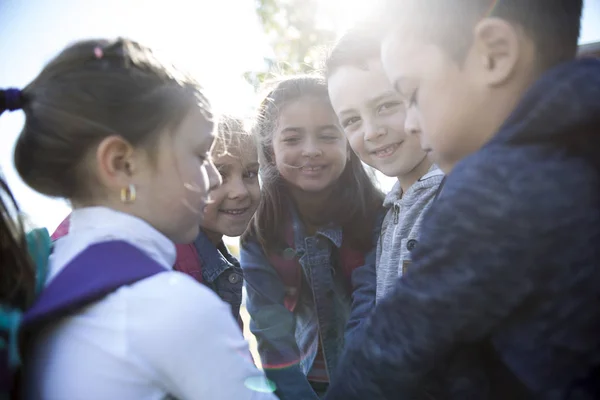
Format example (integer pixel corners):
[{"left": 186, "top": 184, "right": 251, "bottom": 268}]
[{"left": 325, "top": 58, "right": 600, "bottom": 399}]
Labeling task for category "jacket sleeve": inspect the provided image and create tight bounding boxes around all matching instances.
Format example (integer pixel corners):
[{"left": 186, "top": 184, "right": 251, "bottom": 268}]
[
  {"left": 241, "top": 239, "right": 320, "bottom": 400},
  {"left": 343, "top": 211, "right": 383, "bottom": 344},
  {"left": 325, "top": 160, "right": 554, "bottom": 400}
]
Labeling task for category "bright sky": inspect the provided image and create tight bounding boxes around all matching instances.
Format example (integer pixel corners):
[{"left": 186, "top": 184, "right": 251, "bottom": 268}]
[{"left": 1, "top": 0, "right": 599, "bottom": 234}]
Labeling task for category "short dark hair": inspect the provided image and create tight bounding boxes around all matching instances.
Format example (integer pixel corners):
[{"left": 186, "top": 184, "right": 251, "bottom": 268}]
[
  {"left": 324, "top": 26, "right": 382, "bottom": 79},
  {"left": 380, "top": 0, "right": 583, "bottom": 70},
  {"left": 11, "top": 38, "right": 212, "bottom": 201}
]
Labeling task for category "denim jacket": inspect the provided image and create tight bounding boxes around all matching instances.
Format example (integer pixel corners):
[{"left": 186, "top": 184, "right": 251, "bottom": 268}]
[
  {"left": 241, "top": 205, "right": 380, "bottom": 400},
  {"left": 193, "top": 231, "right": 244, "bottom": 324}
]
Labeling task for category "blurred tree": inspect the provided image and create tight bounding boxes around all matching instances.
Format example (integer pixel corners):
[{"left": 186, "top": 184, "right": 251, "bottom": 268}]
[{"left": 244, "top": 0, "right": 337, "bottom": 89}]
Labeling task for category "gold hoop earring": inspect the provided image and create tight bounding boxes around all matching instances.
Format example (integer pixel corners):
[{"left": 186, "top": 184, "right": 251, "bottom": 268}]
[{"left": 120, "top": 184, "right": 136, "bottom": 203}]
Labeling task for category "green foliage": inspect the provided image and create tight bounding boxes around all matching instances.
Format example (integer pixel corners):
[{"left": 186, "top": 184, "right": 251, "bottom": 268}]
[
  {"left": 244, "top": 0, "right": 337, "bottom": 89},
  {"left": 226, "top": 241, "right": 240, "bottom": 258}
]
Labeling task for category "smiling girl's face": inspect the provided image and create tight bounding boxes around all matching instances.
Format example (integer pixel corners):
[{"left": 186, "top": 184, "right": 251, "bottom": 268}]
[
  {"left": 200, "top": 133, "right": 260, "bottom": 241},
  {"left": 272, "top": 96, "right": 348, "bottom": 194}
]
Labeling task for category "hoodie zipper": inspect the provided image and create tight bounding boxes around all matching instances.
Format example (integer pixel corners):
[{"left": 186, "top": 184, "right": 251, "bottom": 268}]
[{"left": 393, "top": 204, "right": 400, "bottom": 224}]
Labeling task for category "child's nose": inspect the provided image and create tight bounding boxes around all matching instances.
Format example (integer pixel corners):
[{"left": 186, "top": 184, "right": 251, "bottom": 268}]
[
  {"left": 301, "top": 139, "right": 323, "bottom": 157},
  {"left": 228, "top": 177, "right": 249, "bottom": 199},
  {"left": 405, "top": 107, "right": 421, "bottom": 136},
  {"left": 364, "top": 120, "right": 387, "bottom": 142}
]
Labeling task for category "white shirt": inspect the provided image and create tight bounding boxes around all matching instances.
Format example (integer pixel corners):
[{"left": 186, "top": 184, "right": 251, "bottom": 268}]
[{"left": 26, "top": 207, "right": 277, "bottom": 400}]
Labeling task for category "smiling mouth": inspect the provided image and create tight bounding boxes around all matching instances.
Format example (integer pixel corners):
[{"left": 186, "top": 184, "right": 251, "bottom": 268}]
[
  {"left": 300, "top": 165, "right": 325, "bottom": 172},
  {"left": 372, "top": 143, "right": 402, "bottom": 158},
  {"left": 219, "top": 207, "right": 249, "bottom": 216}
]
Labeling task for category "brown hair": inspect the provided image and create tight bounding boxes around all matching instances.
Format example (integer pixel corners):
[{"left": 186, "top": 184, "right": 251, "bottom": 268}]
[
  {"left": 213, "top": 114, "right": 256, "bottom": 160},
  {"left": 0, "top": 175, "right": 36, "bottom": 309},
  {"left": 324, "top": 26, "right": 382, "bottom": 79},
  {"left": 377, "top": 0, "right": 582, "bottom": 70},
  {"left": 10, "top": 38, "right": 212, "bottom": 202},
  {"left": 242, "top": 75, "right": 383, "bottom": 252}
]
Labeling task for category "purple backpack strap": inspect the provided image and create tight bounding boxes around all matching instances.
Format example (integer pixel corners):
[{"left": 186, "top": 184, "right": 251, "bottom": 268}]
[{"left": 22, "top": 240, "right": 167, "bottom": 332}]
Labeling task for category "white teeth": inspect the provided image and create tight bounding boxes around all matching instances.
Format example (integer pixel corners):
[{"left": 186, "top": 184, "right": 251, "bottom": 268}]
[
  {"left": 374, "top": 144, "right": 399, "bottom": 157},
  {"left": 301, "top": 166, "right": 323, "bottom": 171},
  {"left": 221, "top": 209, "right": 247, "bottom": 215}
]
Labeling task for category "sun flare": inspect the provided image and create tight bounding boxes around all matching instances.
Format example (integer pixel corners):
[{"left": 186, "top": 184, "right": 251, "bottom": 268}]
[{"left": 316, "top": 0, "right": 380, "bottom": 38}]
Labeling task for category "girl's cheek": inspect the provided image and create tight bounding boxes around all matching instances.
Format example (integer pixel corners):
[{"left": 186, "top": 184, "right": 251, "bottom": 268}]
[{"left": 181, "top": 158, "right": 210, "bottom": 197}]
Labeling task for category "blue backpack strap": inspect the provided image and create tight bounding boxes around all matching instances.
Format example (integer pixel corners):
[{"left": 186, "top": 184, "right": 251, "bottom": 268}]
[
  {"left": 25, "top": 228, "right": 52, "bottom": 296},
  {"left": 22, "top": 240, "right": 167, "bottom": 332},
  {"left": 0, "top": 229, "right": 52, "bottom": 371},
  {"left": 0, "top": 307, "right": 23, "bottom": 393},
  {"left": 0, "top": 230, "right": 52, "bottom": 396}
]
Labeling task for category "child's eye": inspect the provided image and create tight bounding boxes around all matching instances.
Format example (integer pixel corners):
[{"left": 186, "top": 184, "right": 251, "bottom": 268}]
[
  {"left": 283, "top": 137, "right": 300, "bottom": 144},
  {"left": 342, "top": 116, "right": 360, "bottom": 128},
  {"left": 320, "top": 132, "right": 340, "bottom": 141},
  {"left": 378, "top": 101, "right": 402, "bottom": 114},
  {"left": 245, "top": 170, "right": 259, "bottom": 180}
]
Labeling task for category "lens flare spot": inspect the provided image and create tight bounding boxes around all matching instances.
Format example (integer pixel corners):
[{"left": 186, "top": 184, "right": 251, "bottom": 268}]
[{"left": 244, "top": 376, "right": 277, "bottom": 393}]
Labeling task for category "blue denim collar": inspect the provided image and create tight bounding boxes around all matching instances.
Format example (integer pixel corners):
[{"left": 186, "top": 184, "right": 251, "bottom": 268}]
[{"left": 193, "top": 230, "right": 238, "bottom": 283}]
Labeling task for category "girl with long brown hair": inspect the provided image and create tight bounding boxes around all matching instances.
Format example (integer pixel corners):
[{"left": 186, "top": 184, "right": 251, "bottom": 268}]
[{"left": 241, "top": 75, "right": 384, "bottom": 399}]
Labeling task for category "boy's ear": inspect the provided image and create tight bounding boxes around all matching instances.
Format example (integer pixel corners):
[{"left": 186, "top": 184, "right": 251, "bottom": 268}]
[{"left": 472, "top": 17, "right": 521, "bottom": 86}]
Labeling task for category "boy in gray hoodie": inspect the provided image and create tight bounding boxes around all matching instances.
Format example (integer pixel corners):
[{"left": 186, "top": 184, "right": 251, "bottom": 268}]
[{"left": 326, "top": 28, "right": 444, "bottom": 302}]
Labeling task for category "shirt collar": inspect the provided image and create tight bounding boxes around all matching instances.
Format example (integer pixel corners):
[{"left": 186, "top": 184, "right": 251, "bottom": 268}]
[
  {"left": 289, "top": 202, "right": 343, "bottom": 251},
  {"left": 69, "top": 206, "right": 176, "bottom": 269}
]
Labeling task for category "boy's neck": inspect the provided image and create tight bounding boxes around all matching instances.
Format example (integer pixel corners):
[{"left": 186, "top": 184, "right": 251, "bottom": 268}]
[{"left": 397, "top": 158, "right": 433, "bottom": 193}]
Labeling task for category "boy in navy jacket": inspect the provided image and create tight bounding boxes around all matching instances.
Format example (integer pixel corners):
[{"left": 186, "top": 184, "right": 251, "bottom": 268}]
[{"left": 326, "top": 1, "right": 600, "bottom": 399}]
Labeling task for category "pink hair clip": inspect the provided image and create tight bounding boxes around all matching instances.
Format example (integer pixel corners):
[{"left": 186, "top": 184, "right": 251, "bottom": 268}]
[{"left": 94, "top": 46, "right": 103, "bottom": 59}]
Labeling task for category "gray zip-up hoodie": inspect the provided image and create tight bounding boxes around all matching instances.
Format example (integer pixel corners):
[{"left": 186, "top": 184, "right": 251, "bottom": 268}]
[{"left": 376, "top": 166, "right": 444, "bottom": 302}]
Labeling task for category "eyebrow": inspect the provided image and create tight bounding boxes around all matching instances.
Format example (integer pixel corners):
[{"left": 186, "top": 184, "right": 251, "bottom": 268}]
[
  {"left": 318, "top": 124, "right": 340, "bottom": 132},
  {"left": 245, "top": 162, "right": 260, "bottom": 170},
  {"left": 337, "top": 91, "right": 398, "bottom": 117},
  {"left": 337, "top": 108, "right": 356, "bottom": 118},
  {"left": 366, "top": 91, "right": 398, "bottom": 107},
  {"left": 280, "top": 127, "right": 304, "bottom": 135}
]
